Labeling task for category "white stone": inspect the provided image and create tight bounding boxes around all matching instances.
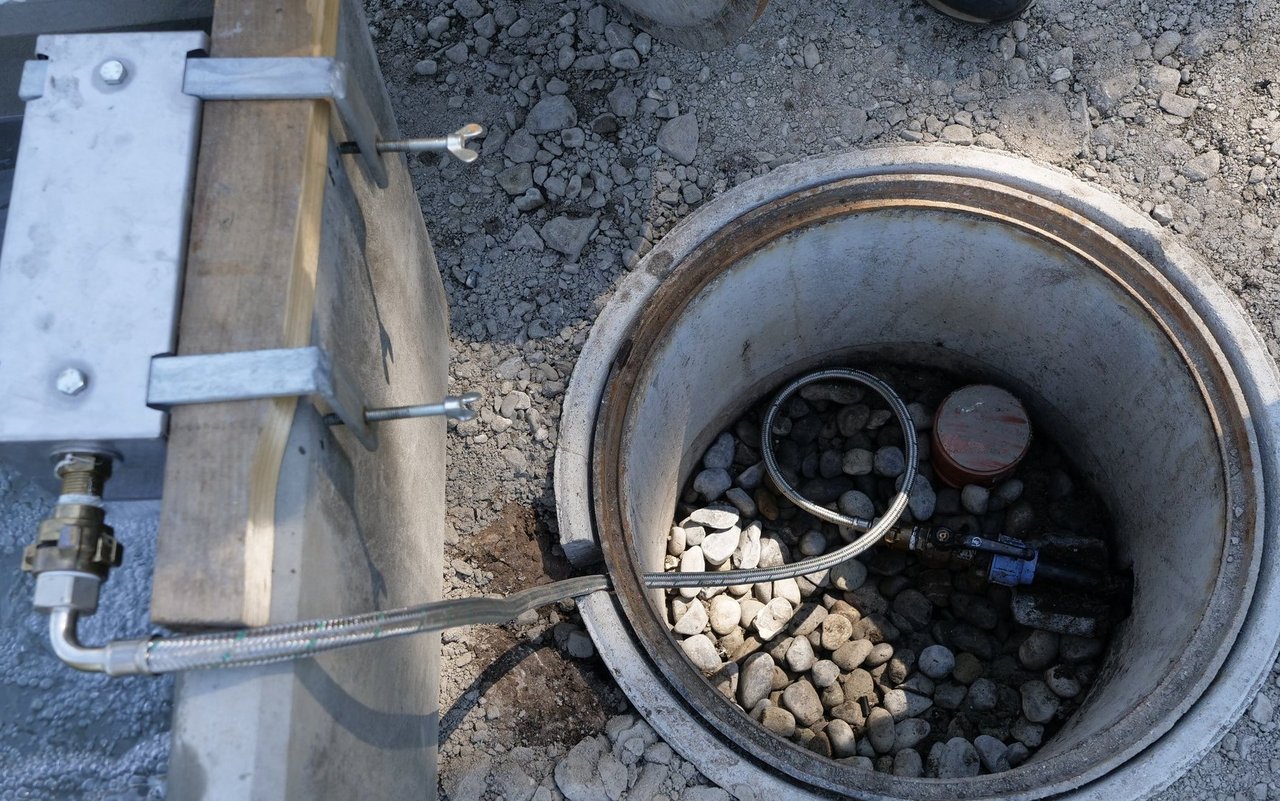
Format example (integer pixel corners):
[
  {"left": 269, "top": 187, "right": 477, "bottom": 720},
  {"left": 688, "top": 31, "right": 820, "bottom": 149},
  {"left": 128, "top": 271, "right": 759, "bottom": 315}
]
[
  {"left": 678, "top": 547, "right": 705, "bottom": 600},
  {"left": 680, "top": 634, "right": 722, "bottom": 672},
  {"left": 688, "top": 505, "right": 739, "bottom": 530},
  {"left": 701, "top": 526, "right": 739, "bottom": 566},
  {"left": 754, "top": 598, "right": 794, "bottom": 640},
  {"left": 733, "top": 522, "right": 762, "bottom": 569},
  {"left": 673, "top": 601, "right": 708, "bottom": 635},
  {"left": 708, "top": 595, "right": 740, "bottom": 636},
  {"left": 785, "top": 636, "right": 816, "bottom": 672},
  {"left": 773, "top": 577, "right": 802, "bottom": 606}
]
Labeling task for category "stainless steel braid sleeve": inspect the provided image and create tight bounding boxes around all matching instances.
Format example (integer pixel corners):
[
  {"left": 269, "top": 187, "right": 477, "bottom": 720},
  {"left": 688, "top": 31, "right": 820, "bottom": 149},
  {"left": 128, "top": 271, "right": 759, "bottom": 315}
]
[
  {"left": 139, "top": 575, "right": 611, "bottom": 673},
  {"left": 644, "top": 369, "right": 917, "bottom": 589}
]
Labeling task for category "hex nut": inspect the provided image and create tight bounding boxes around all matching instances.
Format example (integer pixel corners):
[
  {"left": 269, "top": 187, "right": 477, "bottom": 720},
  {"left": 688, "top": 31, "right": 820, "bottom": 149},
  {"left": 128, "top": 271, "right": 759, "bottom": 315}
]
[
  {"left": 98, "top": 59, "right": 127, "bottom": 85},
  {"left": 33, "top": 571, "right": 101, "bottom": 613},
  {"left": 55, "top": 368, "right": 88, "bottom": 396}
]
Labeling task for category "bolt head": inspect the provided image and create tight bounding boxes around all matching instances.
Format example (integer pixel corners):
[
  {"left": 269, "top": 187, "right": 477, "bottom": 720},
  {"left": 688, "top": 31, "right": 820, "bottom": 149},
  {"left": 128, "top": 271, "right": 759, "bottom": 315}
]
[
  {"left": 98, "top": 59, "right": 127, "bottom": 85},
  {"left": 55, "top": 368, "right": 88, "bottom": 396}
]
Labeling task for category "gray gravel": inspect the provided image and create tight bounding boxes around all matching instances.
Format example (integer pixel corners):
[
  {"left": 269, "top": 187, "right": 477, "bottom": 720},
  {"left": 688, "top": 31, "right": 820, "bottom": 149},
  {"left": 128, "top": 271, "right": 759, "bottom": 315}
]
[{"left": 392, "top": 0, "right": 1278, "bottom": 792}]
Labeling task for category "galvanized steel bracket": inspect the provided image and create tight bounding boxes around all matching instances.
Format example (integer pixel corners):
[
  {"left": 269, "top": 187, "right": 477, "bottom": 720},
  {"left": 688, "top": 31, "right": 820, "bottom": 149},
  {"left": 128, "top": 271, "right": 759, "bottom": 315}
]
[
  {"left": 148, "top": 347, "right": 378, "bottom": 451},
  {"left": 182, "top": 56, "right": 389, "bottom": 188},
  {"left": 0, "top": 32, "right": 208, "bottom": 499},
  {"left": 147, "top": 348, "right": 484, "bottom": 452},
  {"left": 23, "top": 52, "right": 399, "bottom": 188}
]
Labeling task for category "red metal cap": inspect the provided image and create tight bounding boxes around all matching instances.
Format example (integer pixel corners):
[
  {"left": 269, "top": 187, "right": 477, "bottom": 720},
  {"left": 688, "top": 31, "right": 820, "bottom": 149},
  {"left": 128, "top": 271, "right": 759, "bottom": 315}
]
[{"left": 931, "top": 385, "right": 1032, "bottom": 488}]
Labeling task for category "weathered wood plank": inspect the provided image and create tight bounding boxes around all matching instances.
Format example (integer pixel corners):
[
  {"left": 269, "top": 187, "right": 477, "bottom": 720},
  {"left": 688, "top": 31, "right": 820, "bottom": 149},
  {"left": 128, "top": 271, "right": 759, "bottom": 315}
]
[
  {"left": 166, "top": 2, "right": 448, "bottom": 795},
  {"left": 152, "top": 0, "right": 341, "bottom": 626}
]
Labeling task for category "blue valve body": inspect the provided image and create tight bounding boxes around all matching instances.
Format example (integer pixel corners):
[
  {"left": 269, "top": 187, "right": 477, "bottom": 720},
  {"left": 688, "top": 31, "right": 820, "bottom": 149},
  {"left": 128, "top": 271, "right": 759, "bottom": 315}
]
[{"left": 989, "top": 550, "right": 1039, "bottom": 586}]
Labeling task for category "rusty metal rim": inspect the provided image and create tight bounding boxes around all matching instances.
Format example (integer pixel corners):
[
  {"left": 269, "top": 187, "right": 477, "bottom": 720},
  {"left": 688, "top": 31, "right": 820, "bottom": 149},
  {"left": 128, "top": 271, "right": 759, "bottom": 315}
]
[{"left": 590, "top": 172, "right": 1260, "bottom": 800}]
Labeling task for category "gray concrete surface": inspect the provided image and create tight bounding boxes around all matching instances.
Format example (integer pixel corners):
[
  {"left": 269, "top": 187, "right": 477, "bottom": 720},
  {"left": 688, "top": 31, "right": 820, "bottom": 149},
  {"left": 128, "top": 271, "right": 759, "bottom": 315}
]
[{"left": 0, "top": 471, "right": 173, "bottom": 800}]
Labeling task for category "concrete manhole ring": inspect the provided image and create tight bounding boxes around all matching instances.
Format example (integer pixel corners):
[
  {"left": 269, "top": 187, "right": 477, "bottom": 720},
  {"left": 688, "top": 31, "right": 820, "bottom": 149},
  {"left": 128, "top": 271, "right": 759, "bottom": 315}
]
[{"left": 555, "top": 146, "right": 1280, "bottom": 801}]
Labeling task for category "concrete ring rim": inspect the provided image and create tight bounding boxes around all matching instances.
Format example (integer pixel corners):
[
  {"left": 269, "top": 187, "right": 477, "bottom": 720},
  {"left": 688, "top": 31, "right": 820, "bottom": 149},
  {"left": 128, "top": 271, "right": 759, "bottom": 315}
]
[{"left": 556, "top": 144, "right": 1280, "bottom": 801}]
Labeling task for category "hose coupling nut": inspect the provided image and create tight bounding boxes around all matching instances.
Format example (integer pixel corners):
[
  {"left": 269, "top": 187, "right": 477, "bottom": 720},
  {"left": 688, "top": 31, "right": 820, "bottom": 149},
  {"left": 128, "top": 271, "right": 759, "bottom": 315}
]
[
  {"left": 33, "top": 571, "right": 103, "bottom": 614},
  {"left": 21, "top": 452, "right": 121, "bottom": 581},
  {"left": 22, "top": 502, "right": 121, "bottom": 579}
]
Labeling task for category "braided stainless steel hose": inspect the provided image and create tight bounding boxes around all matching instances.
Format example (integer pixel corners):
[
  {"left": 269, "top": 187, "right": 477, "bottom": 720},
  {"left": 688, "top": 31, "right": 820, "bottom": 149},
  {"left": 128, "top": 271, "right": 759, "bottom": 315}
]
[
  {"left": 48, "top": 575, "right": 611, "bottom": 675},
  {"left": 644, "top": 369, "right": 917, "bottom": 589}
]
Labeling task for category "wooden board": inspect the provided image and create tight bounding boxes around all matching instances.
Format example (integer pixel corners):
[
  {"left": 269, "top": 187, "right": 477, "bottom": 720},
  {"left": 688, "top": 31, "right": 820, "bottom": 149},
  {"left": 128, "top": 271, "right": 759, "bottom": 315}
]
[
  {"left": 161, "top": 1, "right": 448, "bottom": 796},
  {"left": 151, "top": 0, "right": 341, "bottom": 627}
]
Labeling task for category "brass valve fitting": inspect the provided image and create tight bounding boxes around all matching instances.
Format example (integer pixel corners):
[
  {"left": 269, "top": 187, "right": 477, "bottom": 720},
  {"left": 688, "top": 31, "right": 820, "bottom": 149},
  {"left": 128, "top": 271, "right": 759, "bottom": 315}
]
[{"left": 21, "top": 453, "right": 122, "bottom": 580}]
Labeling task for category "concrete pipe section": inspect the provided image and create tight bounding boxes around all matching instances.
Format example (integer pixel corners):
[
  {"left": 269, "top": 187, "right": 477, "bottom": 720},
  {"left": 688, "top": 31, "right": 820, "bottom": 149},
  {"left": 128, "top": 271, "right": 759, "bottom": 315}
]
[
  {"left": 606, "top": 0, "right": 768, "bottom": 50},
  {"left": 555, "top": 146, "right": 1280, "bottom": 800}
]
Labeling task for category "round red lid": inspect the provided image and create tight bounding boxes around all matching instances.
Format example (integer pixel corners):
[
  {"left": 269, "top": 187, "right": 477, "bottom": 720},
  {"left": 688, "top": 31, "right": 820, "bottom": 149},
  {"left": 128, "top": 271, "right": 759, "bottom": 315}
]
[{"left": 931, "top": 384, "right": 1032, "bottom": 488}]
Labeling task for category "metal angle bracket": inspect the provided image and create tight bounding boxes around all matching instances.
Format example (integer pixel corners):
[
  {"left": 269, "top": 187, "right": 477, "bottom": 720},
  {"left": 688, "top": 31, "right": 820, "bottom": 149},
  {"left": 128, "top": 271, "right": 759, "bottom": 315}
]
[
  {"left": 147, "top": 348, "right": 483, "bottom": 452},
  {"left": 22, "top": 51, "right": 477, "bottom": 191},
  {"left": 182, "top": 56, "right": 388, "bottom": 188},
  {"left": 148, "top": 347, "right": 378, "bottom": 450}
]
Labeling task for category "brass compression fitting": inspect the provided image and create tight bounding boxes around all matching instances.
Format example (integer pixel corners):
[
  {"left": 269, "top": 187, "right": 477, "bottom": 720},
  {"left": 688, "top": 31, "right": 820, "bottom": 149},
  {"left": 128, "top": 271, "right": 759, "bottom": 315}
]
[{"left": 22, "top": 453, "right": 121, "bottom": 607}]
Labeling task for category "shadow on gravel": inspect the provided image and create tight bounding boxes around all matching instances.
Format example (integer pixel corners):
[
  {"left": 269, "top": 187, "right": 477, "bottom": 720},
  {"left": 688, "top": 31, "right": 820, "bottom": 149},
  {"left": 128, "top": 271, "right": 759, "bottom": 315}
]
[
  {"left": 437, "top": 629, "right": 615, "bottom": 748},
  {"left": 440, "top": 499, "right": 620, "bottom": 751}
]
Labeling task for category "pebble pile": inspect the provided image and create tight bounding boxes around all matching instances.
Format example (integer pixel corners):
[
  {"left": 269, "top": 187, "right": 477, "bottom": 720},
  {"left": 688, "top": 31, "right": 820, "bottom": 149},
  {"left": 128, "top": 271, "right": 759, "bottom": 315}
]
[
  {"left": 444, "top": 712, "right": 736, "bottom": 801},
  {"left": 662, "top": 368, "right": 1118, "bottom": 777}
]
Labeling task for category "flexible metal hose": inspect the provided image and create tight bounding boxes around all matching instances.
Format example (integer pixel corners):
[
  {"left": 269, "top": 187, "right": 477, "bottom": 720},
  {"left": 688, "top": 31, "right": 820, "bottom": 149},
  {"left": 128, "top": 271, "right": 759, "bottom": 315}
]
[
  {"left": 51, "top": 575, "right": 611, "bottom": 675},
  {"left": 643, "top": 369, "right": 917, "bottom": 589},
  {"left": 145, "top": 575, "right": 610, "bottom": 672},
  {"left": 42, "top": 372, "right": 912, "bottom": 673}
]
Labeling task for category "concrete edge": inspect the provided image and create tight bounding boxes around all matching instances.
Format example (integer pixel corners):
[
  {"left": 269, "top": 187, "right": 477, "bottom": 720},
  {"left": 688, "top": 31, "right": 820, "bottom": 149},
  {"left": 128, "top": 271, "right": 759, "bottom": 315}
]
[{"left": 556, "top": 145, "right": 1280, "bottom": 801}]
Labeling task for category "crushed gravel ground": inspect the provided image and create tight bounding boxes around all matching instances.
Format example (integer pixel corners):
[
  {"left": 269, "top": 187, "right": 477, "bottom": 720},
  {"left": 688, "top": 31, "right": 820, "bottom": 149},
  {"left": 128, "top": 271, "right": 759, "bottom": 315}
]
[
  {"left": 2, "top": 0, "right": 1279, "bottom": 798},
  {"left": 368, "top": 0, "right": 1280, "bottom": 798}
]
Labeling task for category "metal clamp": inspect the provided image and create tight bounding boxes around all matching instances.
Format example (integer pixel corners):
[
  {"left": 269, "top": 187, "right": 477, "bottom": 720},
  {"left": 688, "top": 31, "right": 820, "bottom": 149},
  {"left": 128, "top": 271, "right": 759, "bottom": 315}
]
[
  {"left": 183, "top": 57, "right": 484, "bottom": 187},
  {"left": 147, "top": 347, "right": 480, "bottom": 451},
  {"left": 183, "top": 56, "right": 387, "bottom": 187}
]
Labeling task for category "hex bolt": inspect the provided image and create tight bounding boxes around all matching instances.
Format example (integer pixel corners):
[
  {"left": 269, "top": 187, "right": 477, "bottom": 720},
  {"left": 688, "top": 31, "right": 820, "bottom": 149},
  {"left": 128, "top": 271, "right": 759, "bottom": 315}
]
[
  {"left": 98, "top": 60, "right": 127, "bottom": 85},
  {"left": 55, "top": 368, "right": 88, "bottom": 396}
]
